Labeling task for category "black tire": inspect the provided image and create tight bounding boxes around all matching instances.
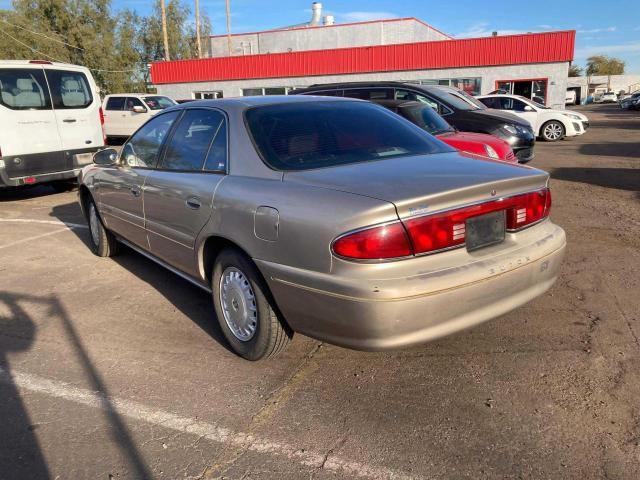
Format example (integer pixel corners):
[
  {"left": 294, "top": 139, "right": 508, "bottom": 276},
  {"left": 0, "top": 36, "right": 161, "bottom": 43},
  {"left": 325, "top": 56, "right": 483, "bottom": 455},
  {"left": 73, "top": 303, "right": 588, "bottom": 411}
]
[
  {"left": 212, "top": 248, "right": 292, "bottom": 360},
  {"left": 87, "top": 199, "right": 119, "bottom": 257},
  {"left": 540, "top": 120, "right": 565, "bottom": 142}
]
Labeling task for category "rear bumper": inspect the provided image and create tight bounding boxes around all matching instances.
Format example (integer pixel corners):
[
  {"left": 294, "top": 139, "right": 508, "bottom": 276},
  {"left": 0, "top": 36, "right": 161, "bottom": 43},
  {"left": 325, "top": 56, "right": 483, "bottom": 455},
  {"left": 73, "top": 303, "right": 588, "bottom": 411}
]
[
  {"left": 514, "top": 147, "right": 535, "bottom": 163},
  {"left": 0, "top": 148, "right": 99, "bottom": 188},
  {"left": 257, "top": 221, "right": 566, "bottom": 350}
]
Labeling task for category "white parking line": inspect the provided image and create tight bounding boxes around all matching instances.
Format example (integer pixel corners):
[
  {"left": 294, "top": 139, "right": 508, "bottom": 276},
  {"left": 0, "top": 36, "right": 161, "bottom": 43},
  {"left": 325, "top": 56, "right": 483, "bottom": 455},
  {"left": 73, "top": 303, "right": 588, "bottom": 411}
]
[
  {"left": 0, "top": 218, "right": 88, "bottom": 229},
  {"left": 0, "top": 367, "right": 415, "bottom": 480},
  {"left": 0, "top": 228, "right": 72, "bottom": 250}
]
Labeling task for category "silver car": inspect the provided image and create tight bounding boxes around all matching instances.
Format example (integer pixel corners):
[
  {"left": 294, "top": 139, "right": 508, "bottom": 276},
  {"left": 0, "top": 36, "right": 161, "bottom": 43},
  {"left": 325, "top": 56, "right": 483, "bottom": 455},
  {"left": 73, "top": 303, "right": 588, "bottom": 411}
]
[{"left": 79, "top": 96, "right": 566, "bottom": 360}]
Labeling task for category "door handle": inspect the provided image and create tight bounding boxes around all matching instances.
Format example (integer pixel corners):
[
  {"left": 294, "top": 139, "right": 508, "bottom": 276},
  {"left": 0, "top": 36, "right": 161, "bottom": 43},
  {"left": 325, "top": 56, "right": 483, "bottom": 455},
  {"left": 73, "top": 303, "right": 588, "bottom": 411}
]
[
  {"left": 63, "top": 118, "right": 77, "bottom": 123},
  {"left": 130, "top": 186, "right": 141, "bottom": 197},
  {"left": 186, "top": 197, "right": 201, "bottom": 209}
]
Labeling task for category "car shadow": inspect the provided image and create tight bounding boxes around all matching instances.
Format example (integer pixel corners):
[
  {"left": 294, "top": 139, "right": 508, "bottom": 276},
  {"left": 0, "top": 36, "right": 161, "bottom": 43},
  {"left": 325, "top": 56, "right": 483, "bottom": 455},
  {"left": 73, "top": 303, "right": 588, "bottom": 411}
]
[
  {"left": 48, "top": 202, "right": 234, "bottom": 355},
  {"left": 0, "top": 184, "right": 70, "bottom": 202},
  {"left": 577, "top": 142, "right": 640, "bottom": 159},
  {"left": 551, "top": 167, "right": 640, "bottom": 192}
]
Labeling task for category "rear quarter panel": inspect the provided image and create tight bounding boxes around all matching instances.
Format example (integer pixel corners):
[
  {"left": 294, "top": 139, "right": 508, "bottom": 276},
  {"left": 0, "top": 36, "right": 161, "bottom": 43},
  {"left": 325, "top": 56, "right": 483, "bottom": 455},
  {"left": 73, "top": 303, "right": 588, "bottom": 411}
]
[{"left": 196, "top": 175, "right": 399, "bottom": 275}]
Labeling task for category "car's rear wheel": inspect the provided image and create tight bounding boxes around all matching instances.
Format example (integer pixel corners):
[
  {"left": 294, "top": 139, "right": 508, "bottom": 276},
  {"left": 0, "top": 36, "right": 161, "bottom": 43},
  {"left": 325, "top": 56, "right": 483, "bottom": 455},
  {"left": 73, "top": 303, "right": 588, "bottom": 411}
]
[
  {"left": 212, "top": 248, "right": 292, "bottom": 360},
  {"left": 541, "top": 121, "right": 565, "bottom": 141},
  {"left": 87, "top": 200, "right": 119, "bottom": 257}
]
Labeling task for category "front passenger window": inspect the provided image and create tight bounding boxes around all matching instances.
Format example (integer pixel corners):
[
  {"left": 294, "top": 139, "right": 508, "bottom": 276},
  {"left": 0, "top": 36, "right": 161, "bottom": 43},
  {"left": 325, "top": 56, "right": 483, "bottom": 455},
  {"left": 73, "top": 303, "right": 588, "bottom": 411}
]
[{"left": 121, "top": 111, "right": 180, "bottom": 168}]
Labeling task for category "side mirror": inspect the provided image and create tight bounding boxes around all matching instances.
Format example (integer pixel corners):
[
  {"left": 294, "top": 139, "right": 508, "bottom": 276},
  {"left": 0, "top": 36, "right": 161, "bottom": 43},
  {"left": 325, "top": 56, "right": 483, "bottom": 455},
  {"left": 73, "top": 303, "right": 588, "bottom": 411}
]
[
  {"left": 93, "top": 148, "right": 118, "bottom": 165},
  {"left": 132, "top": 105, "right": 146, "bottom": 113},
  {"left": 524, "top": 105, "right": 534, "bottom": 112}
]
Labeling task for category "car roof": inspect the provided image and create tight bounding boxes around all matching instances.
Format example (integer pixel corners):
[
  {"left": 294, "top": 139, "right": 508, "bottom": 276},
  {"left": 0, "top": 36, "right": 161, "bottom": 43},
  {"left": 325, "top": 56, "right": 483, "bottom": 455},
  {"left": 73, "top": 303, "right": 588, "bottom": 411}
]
[
  {"left": 294, "top": 81, "right": 453, "bottom": 94},
  {"left": 165, "top": 95, "right": 360, "bottom": 111},
  {"left": 374, "top": 99, "right": 424, "bottom": 108},
  {"left": 105, "top": 93, "right": 168, "bottom": 97}
]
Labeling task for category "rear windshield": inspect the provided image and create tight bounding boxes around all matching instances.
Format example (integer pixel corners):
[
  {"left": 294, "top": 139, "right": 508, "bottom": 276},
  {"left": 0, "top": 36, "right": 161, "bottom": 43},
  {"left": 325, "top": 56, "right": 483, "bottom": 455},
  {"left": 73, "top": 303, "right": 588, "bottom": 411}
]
[
  {"left": 245, "top": 101, "right": 449, "bottom": 171},
  {"left": 143, "top": 96, "right": 176, "bottom": 110}
]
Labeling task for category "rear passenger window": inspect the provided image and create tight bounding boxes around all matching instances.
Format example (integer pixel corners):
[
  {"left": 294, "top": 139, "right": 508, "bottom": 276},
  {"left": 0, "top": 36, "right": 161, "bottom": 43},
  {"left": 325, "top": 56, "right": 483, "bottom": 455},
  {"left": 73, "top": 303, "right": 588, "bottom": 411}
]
[
  {"left": 161, "top": 109, "right": 224, "bottom": 171},
  {"left": 0, "top": 68, "right": 51, "bottom": 110},
  {"left": 106, "top": 97, "right": 125, "bottom": 110},
  {"left": 344, "top": 88, "right": 393, "bottom": 100},
  {"left": 45, "top": 70, "right": 93, "bottom": 109},
  {"left": 203, "top": 120, "right": 227, "bottom": 172}
]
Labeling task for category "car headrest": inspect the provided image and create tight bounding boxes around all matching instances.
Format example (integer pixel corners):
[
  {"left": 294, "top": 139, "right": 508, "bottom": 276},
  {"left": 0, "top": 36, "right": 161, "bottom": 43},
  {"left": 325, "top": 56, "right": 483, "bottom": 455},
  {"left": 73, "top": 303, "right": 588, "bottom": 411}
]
[
  {"left": 63, "top": 79, "right": 81, "bottom": 90},
  {"left": 16, "top": 78, "right": 33, "bottom": 91}
]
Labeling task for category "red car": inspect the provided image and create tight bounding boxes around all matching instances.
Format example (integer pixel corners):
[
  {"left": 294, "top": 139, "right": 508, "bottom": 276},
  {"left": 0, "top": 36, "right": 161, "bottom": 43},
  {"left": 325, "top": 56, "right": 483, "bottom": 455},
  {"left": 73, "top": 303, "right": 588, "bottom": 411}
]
[{"left": 376, "top": 100, "right": 517, "bottom": 163}]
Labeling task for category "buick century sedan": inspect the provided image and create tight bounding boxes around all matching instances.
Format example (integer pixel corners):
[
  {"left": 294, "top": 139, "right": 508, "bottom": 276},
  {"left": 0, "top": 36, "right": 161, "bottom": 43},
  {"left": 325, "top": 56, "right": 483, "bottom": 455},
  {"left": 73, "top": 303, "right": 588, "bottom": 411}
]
[{"left": 79, "top": 96, "right": 566, "bottom": 360}]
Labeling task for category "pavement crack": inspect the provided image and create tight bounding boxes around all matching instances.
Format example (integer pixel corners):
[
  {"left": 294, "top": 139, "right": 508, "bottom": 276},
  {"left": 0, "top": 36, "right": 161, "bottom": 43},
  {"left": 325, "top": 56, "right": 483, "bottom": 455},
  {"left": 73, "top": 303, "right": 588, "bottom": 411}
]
[{"left": 203, "top": 342, "right": 323, "bottom": 479}]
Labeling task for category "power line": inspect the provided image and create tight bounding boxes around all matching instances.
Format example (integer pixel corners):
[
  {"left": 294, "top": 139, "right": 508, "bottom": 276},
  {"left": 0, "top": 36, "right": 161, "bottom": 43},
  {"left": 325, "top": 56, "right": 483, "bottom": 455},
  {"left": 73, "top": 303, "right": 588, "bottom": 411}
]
[
  {"left": 0, "top": 17, "right": 85, "bottom": 51},
  {"left": 0, "top": 24, "right": 141, "bottom": 73}
]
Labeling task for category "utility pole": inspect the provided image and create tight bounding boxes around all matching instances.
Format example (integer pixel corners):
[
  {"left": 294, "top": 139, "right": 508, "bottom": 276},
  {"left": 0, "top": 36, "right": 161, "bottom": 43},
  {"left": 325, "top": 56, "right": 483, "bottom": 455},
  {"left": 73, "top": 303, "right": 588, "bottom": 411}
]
[
  {"left": 161, "top": 0, "right": 170, "bottom": 61},
  {"left": 225, "top": 0, "right": 232, "bottom": 56},
  {"left": 195, "top": 0, "right": 202, "bottom": 58}
]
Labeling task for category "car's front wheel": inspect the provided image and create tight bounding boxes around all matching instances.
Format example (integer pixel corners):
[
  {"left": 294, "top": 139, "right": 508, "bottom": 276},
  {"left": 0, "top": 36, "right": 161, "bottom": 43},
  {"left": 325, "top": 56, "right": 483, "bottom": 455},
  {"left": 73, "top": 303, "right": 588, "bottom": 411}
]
[
  {"left": 541, "top": 120, "right": 565, "bottom": 142},
  {"left": 87, "top": 200, "right": 119, "bottom": 257},
  {"left": 212, "top": 248, "right": 292, "bottom": 360}
]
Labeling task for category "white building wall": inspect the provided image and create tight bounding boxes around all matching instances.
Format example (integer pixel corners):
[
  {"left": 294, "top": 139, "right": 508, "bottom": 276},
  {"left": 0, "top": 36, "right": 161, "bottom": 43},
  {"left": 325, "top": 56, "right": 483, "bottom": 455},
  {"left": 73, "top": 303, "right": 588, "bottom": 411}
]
[
  {"left": 567, "top": 74, "right": 640, "bottom": 98},
  {"left": 209, "top": 19, "right": 450, "bottom": 57},
  {"left": 156, "top": 62, "right": 570, "bottom": 109}
]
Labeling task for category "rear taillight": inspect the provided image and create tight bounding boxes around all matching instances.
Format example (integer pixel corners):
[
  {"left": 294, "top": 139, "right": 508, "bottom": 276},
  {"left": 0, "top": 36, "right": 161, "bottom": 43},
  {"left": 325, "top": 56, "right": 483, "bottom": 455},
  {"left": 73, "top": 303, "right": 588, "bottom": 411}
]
[
  {"left": 332, "top": 222, "right": 412, "bottom": 260},
  {"left": 332, "top": 188, "right": 551, "bottom": 260},
  {"left": 99, "top": 107, "right": 106, "bottom": 144}
]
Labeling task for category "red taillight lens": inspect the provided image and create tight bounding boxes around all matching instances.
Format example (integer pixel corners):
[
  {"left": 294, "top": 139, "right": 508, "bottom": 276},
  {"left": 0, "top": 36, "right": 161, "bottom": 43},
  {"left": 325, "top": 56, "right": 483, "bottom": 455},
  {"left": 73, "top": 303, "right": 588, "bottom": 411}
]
[
  {"left": 99, "top": 107, "right": 106, "bottom": 144},
  {"left": 333, "top": 188, "right": 551, "bottom": 260},
  {"left": 332, "top": 222, "right": 412, "bottom": 260}
]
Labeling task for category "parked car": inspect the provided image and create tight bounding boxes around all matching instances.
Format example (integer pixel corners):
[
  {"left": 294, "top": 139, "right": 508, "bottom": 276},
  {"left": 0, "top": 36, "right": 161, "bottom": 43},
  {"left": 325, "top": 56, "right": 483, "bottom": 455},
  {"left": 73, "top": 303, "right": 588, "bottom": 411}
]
[
  {"left": 620, "top": 92, "right": 640, "bottom": 110},
  {"left": 476, "top": 94, "right": 589, "bottom": 142},
  {"left": 374, "top": 99, "right": 517, "bottom": 162},
  {"left": 565, "top": 90, "right": 577, "bottom": 105},
  {"left": 292, "top": 82, "right": 536, "bottom": 163},
  {"left": 0, "top": 60, "right": 104, "bottom": 189},
  {"left": 102, "top": 93, "right": 176, "bottom": 140},
  {"left": 599, "top": 91, "right": 618, "bottom": 103},
  {"left": 79, "top": 96, "right": 566, "bottom": 360}
]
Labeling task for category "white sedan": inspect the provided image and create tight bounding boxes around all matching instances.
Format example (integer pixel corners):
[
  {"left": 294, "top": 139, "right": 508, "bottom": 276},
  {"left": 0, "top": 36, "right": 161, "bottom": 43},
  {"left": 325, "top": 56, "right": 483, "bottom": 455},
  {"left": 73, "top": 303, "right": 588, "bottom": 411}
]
[{"left": 476, "top": 94, "right": 589, "bottom": 142}]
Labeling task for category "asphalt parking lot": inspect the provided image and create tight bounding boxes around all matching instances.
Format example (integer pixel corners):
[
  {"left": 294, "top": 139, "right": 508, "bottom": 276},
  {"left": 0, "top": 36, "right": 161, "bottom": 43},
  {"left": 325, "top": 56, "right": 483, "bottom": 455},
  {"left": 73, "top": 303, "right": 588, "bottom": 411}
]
[{"left": 1, "top": 103, "right": 639, "bottom": 480}]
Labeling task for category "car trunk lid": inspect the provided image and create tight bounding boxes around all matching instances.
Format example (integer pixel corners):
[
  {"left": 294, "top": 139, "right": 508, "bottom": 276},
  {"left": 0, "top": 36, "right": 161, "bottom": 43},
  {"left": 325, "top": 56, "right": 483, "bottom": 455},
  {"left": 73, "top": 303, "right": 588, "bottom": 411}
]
[{"left": 283, "top": 152, "right": 548, "bottom": 219}]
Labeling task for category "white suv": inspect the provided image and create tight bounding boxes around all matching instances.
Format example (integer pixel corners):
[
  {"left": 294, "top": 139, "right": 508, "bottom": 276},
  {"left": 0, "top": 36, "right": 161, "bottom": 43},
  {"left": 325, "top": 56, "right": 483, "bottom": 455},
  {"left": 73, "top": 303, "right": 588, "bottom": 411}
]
[
  {"left": 102, "top": 94, "right": 176, "bottom": 139},
  {"left": 0, "top": 60, "right": 104, "bottom": 189}
]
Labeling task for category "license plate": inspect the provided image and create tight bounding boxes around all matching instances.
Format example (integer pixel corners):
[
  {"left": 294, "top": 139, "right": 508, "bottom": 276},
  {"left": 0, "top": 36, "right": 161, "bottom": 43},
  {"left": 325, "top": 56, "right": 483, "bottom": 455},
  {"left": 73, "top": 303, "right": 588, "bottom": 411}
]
[{"left": 466, "top": 211, "right": 505, "bottom": 251}]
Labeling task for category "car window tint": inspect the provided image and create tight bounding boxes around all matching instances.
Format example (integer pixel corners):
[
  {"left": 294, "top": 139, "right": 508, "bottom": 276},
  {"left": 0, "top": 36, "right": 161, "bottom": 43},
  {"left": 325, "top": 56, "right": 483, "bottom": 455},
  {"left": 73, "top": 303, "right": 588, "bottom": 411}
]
[
  {"left": 0, "top": 68, "right": 51, "bottom": 110},
  {"left": 246, "top": 101, "right": 450, "bottom": 171},
  {"left": 396, "top": 89, "right": 451, "bottom": 115},
  {"left": 45, "top": 70, "right": 93, "bottom": 109},
  {"left": 106, "top": 97, "right": 125, "bottom": 110},
  {"left": 161, "top": 109, "right": 223, "bottom": 171},
  {"left": 343, "top": 88, "right": 393, "bottom": 100},
  {"left": 203, "top": 119, "right": 227, "bottom": 171},
  {"left": 142, "top": 96, "right": 175, "bottom": 110},
  {"left": 125, "top": 97, "right": 145, "bottom": 111},
  {"left": 121, "top": 111, "right": 180, "bottom": 168},
  {"left": 478, "top": 97, "right": 498, "bottom": 109}
]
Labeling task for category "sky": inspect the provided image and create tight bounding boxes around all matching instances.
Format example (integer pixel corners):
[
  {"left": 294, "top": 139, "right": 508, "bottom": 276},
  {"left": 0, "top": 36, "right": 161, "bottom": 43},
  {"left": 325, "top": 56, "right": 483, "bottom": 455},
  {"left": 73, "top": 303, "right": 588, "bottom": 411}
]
[{"left": 1, "top": 0, "right": 639, "bottom": 72}]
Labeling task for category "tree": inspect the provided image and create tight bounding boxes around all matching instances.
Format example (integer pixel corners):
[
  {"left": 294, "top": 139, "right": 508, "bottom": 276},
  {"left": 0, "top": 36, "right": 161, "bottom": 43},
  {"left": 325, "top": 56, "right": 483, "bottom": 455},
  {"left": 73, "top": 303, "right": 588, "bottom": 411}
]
[
  {"left": 586, "top": 55, "right": 625, "bottom": 91},
  {"left": 568, "top": 64, "right": 583, "bottom": 77}
]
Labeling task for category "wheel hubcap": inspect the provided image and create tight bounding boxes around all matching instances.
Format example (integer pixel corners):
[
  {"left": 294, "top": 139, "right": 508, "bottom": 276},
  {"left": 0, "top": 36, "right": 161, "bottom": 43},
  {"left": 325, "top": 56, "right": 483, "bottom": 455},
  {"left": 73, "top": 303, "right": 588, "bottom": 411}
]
[
  {"left": 545, "top": 123, "right": 562, "bottom": 140},
  {"left": 89, "top": 204, "right": 100, "bottom": 247},
  {"left": 219, "top": 267, "right": 258, "bottom": 342}
]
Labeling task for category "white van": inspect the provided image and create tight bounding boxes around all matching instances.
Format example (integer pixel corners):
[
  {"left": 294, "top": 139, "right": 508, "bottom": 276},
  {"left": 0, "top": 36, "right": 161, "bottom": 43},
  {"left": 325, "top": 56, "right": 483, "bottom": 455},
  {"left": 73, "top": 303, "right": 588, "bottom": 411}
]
[
  {"left": 565, "top": 90, "right": 577, "bottom": 105},
  {"left": 102, "top": 93, "right": 176, "bottom": 139},
  {"left": 0, "top": 60, "right": 104, "bottom": 189}
]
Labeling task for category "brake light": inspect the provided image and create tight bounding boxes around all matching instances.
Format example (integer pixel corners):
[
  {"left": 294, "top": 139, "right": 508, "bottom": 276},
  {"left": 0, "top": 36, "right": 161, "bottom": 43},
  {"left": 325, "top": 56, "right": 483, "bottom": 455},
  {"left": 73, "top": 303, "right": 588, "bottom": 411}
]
[
  {"left": 332, "top": 222, "right": 412, "bottom": 260},
  {"left": 99, "top": 107, "right": 106, "bottom": 144},
  {"left": 29, "top": 60, "right": 53, "bottom": 64},
  {"left": 332, "top": 188, "right": 551, "bottom": 260}
]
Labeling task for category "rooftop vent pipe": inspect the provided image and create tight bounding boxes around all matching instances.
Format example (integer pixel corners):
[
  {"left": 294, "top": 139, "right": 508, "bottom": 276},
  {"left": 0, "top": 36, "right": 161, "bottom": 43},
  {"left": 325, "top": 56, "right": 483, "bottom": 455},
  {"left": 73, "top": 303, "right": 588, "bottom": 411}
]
[
  {"left": 323, "top": 15, "right": 335, "bottom": 26},
  {"left": 309, "top": 2, "right": 322, "bottom": 26}
]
